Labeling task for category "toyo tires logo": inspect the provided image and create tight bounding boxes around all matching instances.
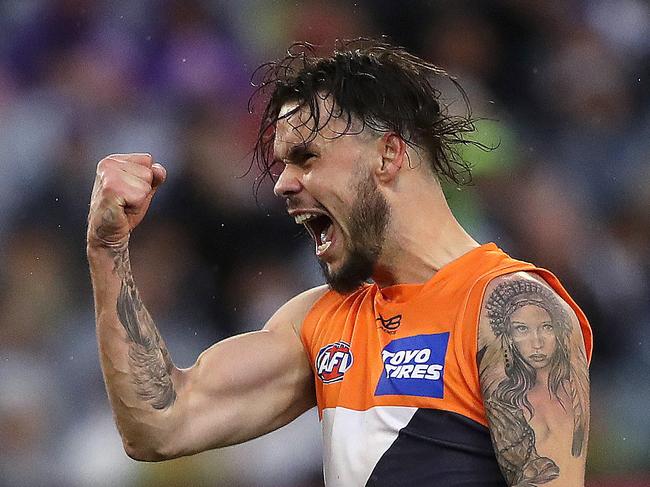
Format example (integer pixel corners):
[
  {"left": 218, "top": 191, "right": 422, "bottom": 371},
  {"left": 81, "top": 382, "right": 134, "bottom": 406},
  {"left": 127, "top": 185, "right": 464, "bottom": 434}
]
[
  {"left": 375, "top": 332, "right": 449, "bottom": 398},
  {"left": 316, "top": 341, "right": 353, "bottom": 384}
]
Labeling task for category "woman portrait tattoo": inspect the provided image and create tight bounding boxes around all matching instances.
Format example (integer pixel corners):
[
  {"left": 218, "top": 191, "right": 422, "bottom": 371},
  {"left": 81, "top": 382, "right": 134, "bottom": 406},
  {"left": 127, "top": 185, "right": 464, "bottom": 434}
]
[{"left": 478, "top": 279, "right": 589, "bottom": 486}]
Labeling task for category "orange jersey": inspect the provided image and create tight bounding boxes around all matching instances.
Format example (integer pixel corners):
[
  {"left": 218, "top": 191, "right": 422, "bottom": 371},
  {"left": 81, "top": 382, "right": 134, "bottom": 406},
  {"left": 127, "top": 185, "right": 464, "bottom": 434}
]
[{"left": 301, "top": 243, "right": 593, "bottom": 487}]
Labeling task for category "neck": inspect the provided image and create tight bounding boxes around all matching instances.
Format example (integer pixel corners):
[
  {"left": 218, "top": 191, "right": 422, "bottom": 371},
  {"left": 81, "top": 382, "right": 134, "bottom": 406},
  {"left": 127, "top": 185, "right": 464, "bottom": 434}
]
[{"left": 372, "top": 179, "right": 479, "bottom": 287}]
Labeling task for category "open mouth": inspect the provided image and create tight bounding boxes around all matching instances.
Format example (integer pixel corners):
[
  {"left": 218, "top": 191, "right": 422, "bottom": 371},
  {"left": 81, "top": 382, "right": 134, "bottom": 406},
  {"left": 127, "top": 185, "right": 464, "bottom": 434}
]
[{"left": 294, "top": 212, "right": 335, "bottom": 255}]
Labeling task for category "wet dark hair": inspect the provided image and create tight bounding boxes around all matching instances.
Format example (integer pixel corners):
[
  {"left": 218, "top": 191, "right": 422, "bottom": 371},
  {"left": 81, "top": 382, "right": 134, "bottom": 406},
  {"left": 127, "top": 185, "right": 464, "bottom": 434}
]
[{"left": 249, "top": 37, "right": 480, "bottom": 192}]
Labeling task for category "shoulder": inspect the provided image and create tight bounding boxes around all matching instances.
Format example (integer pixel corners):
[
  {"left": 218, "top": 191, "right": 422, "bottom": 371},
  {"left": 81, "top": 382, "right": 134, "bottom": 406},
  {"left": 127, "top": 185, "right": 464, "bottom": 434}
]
[
  {"left": 478, "top": 270, "right": 583, "bottom": 343},
  {"left": 483, "top": 270, "right": 556, "bottom": 295},
  {"left": 264, "top": 285, "right": 331, "bottom": 336},
  {"left": 480, "top": 271, "right": 581, "bottom": 322}
]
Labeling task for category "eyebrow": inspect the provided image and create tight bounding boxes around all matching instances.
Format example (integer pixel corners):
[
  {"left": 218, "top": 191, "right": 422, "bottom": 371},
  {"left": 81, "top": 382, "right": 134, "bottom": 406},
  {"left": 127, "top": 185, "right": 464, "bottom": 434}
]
[
  {"left": 510, "top": 320, "right": 552, "bottom": 325},
  {"left": 273, "top": 142, "right": 316, "bottom": 165}
]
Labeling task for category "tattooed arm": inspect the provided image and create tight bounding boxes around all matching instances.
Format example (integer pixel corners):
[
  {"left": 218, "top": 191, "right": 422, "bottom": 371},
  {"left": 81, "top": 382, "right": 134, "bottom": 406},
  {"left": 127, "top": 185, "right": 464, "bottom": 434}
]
[
  {"left": 88, "top": 154, "right": 318, "bottom": 461},
  {"left": 477, "top": 272, "right": 590, "bottom": 486}
]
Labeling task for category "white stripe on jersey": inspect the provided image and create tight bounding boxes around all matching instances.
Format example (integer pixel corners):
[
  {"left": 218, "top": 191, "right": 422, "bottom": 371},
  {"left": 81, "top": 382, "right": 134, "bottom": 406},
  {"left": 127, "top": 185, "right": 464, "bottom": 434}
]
[{"left": 321, "top": 406, "right": 417, "bottom": 486}]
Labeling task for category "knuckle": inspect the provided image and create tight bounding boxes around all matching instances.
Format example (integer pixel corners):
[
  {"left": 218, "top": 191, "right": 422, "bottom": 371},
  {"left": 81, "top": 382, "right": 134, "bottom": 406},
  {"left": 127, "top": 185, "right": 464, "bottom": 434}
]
[
  {"left": 130, "top": 152, "right": 153, "bottom": 165},
  {"left": 96, "top": 159, "right": 108, "bottom": 172},
  {"left": 100, "top": 175, "right": 124, "bottom": 197},
  {"left": 132, "top": 193, "right": 148, "bottom": 208},
  {"left": 105, "top": 153, "right": 128, "bottom": 160}
]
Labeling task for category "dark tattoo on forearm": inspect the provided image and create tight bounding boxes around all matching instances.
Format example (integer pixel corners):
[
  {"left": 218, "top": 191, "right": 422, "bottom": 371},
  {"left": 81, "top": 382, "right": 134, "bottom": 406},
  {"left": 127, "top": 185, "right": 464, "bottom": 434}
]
[
  {"left": 478, "top": 280, "right": 589, "bottom": 486},
  {"left": 113, "top": 248, "right": 176, "bottom": 410}
]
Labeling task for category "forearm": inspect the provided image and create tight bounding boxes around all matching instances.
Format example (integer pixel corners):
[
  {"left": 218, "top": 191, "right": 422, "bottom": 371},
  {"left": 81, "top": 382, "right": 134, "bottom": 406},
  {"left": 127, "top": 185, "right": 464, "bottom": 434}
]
[{"left": 88, "top": 244, "right": 182, "bottom": 460}]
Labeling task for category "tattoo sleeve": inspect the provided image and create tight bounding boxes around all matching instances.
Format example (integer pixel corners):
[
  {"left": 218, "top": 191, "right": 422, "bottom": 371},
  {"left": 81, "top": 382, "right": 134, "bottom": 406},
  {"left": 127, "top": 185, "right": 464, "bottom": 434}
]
[
  {"left": 478, "top": 278, "right": 589, "bottom": 486},
  {"left": 112, "top": 248, "right": 176, "bottom": 410}
]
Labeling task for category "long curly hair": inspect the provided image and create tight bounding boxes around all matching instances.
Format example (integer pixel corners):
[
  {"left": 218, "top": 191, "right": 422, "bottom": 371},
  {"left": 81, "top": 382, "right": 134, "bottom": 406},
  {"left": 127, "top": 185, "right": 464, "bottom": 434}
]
[{"left": 248, "top": 37, "right": 483, "bottom": 193}]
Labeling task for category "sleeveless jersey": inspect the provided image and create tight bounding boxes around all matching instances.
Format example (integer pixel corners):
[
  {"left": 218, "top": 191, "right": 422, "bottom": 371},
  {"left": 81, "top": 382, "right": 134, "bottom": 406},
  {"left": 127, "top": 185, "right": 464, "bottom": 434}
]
[{"left": 300, "top": 243, "right": 593, "bottom": 487}]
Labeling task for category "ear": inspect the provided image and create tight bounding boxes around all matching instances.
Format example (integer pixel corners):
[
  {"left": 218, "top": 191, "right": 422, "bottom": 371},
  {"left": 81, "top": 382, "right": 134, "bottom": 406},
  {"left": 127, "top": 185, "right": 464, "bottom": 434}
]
[{"left": 375, "top": 133, "right": 407, "bottom": 184}]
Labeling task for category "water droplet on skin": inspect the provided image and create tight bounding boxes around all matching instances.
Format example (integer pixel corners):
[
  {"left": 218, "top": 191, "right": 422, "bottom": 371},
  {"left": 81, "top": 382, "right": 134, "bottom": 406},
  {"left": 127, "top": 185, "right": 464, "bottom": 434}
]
[{"left": 182, "top": 58, "right": 187, "bottom": 63}]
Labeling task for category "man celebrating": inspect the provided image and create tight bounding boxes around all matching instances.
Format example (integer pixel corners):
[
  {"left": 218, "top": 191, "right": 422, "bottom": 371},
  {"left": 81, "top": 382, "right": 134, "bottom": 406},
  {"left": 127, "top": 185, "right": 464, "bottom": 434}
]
[{"left": 88, "top": 39, "right": 592, "bottom": 486}]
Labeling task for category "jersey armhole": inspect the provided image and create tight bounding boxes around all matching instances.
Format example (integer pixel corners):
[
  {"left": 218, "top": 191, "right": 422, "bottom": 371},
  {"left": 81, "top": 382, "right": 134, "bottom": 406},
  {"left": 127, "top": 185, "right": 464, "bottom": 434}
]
[{"left": 299, "top": 287, "right": 341, "bottom": 368}]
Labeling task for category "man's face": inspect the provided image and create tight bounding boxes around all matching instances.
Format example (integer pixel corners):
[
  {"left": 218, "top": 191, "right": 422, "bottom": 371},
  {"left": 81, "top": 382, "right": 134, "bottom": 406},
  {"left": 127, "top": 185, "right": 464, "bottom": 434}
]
[{"left": 273, "top": 102, "right": 390, "bottom": 293}]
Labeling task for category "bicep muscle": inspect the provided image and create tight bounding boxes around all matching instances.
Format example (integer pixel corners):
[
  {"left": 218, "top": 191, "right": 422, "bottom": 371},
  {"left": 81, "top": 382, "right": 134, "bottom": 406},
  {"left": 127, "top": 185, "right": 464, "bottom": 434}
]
[{"left": 170, "top": 286, "right": 326, "bottom": 456}]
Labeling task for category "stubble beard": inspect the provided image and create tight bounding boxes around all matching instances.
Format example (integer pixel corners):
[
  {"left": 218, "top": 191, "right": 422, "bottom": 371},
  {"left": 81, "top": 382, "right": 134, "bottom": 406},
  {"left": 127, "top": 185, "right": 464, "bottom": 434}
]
[{"left": 319, "top": 171, "right": 391, "bottom": 294}]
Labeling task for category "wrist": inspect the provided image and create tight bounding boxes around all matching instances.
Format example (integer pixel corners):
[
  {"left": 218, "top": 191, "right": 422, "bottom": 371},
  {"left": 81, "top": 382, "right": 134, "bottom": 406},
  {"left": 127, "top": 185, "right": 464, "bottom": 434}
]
[
  {"left": 86, "top": 237, "right": 129, "bottom": 262},
  {"left": 86, "top": 228, "right": 129, "bottom": 254}
]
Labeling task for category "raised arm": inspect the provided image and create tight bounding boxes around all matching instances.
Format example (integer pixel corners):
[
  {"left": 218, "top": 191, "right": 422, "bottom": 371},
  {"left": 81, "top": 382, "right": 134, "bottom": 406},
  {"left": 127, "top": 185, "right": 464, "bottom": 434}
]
[
  {"left": 477, "top": 272, "right": 590, "bottom": 486},
  {"left": 87, "top": 153, "right": 321, "bottom": 461}
]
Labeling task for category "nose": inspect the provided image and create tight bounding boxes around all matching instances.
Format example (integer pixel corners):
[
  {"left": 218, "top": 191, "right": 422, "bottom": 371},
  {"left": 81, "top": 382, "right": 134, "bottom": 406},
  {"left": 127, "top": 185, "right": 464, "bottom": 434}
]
[
  {"left": 273, "top": 164, "right": 303, "bottom": 197},
  {"left": 532, "top": 329, "right": 545, "bottom": 349}
]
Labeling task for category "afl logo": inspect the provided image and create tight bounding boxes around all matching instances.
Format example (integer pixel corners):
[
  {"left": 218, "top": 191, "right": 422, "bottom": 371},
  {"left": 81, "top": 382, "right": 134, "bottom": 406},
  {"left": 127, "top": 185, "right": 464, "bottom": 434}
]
[{"left": 316, "top": 341, "right": 353, "bottom": 384}]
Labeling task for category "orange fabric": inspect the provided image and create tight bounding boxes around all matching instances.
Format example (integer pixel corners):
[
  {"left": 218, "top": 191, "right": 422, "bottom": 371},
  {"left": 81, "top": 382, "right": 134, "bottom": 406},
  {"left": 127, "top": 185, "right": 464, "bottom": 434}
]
[{"left": 301, "top": 243, "right": 593, "bottom": 427}]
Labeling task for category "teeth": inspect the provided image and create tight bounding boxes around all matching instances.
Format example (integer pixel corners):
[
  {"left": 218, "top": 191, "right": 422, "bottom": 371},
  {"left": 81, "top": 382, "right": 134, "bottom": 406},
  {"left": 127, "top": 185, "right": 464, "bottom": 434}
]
[
  {"left": 294, "top": 212, "right": 319, "bottom": 224},
  {"left": 320, "top": 228, "right": 330, "bottom": 244},
  {"left": 316, "top": 241, "right": 332, "bottom": 254}
]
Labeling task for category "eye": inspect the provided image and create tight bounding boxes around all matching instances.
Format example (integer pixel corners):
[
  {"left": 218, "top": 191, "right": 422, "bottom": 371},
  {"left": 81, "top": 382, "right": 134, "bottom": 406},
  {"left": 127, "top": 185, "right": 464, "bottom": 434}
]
[
  {"left": 514, "top": 325, "right": 528, "bottom": 334},
  {"left": 543, "top": 324, "right": 554, "bottom": 331},
  {"left": 269, "top": 160, "right": 285, "bottom": 178}
]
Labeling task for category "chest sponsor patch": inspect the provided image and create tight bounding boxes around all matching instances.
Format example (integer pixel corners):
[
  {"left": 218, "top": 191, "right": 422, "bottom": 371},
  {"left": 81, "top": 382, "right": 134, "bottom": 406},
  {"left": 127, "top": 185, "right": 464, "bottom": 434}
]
[
  {"left": 316, "top": 341, "right": 353, "bottom": 384},
  {"left": 375, "top": 332, "right": 450, "bottom": 398}
]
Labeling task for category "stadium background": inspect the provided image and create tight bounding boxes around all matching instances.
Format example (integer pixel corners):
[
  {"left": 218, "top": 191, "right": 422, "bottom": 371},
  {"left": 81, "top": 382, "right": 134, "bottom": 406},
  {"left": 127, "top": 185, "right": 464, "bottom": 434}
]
[{"left": 0, "top": 0, "right": 648, "bottom": 485}]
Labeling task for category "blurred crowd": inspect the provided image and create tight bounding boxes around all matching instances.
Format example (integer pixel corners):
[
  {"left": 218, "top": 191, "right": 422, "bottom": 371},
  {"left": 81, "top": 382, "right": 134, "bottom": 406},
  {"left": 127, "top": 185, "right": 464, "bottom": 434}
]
[{"left": 0, "top": 0, "right": 648, "bottom": 486}]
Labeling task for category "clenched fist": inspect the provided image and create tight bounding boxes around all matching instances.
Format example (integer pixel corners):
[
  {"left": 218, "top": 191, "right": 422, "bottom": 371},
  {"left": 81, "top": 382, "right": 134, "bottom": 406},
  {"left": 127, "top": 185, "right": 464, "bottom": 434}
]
[{"left": 87, "top": 153, "right": 166, "bottom": 250}]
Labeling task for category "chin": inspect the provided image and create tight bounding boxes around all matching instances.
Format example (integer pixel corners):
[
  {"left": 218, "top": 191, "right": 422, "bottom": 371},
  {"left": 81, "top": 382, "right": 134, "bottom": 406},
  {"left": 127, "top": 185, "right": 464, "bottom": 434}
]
[
  {"left": 530, "top": 361, "right": 551, "bottom": 370},
  {"left": 320, "top": 255, "right": 373, "bottom": 295}
]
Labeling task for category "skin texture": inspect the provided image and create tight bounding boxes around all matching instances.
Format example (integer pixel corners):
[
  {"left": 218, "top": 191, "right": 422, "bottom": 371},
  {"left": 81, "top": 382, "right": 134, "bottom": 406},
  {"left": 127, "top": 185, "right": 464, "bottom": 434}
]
[{"left": 477, "top": 272, "right": 590, "bottom": 486}]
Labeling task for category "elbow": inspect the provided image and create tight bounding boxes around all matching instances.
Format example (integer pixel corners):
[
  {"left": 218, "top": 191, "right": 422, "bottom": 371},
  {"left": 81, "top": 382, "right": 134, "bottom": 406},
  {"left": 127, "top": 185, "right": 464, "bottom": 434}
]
[{"left": 122, "top": 437, "right": 176, "bottom": 462}]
